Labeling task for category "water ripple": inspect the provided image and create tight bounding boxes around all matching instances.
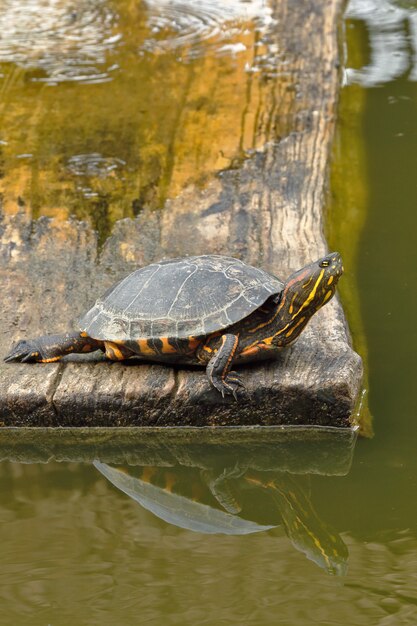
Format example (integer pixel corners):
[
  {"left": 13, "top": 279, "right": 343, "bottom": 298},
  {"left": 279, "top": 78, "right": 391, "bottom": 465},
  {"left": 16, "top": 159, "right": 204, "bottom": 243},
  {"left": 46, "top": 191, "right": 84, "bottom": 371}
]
[
  {"left": 66, "top": 153, "right": 126, "bottom": 198},
  {"left": 141, "top": 0, "right": 276, "bottom": 60},
  {"left": 345, "top": 0, "right": 417, "bottom": 85},
  {"left": 67, "top": 153, "right": 126, "bottom": 177},
  {"left": 0, "top": 0, "right": 120, "bottom": 84}
]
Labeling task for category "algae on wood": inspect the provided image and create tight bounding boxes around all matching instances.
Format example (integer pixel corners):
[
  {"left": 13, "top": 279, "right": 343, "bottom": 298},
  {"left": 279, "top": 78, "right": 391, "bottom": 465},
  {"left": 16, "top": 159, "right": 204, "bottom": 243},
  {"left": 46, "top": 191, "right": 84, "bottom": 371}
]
[{"left": 327, "top": 15, "right": 372, "bottom": 436}]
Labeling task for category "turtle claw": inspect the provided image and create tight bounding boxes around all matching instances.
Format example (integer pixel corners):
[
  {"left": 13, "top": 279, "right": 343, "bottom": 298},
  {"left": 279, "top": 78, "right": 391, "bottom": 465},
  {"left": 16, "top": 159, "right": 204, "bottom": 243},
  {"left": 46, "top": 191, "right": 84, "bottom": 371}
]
[
  {"left": 4, "top": 340, "right": 40, "bottom": 363},
  {"left": 227, "top": 371, "right": 245, "bottom": 388},
  {"left": 226, "top": 371, "right": 246, "bottom": 400},
  {"left": 211, "top": 371, "right": 245, "bottom": 400}
]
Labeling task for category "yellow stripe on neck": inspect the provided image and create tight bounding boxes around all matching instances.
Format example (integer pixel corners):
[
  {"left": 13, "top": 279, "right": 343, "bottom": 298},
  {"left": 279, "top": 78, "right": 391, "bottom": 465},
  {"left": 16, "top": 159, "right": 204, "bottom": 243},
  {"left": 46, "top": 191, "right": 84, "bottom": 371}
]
[{"left": 293, "top": 269, "right": 325, "bottom": 317}]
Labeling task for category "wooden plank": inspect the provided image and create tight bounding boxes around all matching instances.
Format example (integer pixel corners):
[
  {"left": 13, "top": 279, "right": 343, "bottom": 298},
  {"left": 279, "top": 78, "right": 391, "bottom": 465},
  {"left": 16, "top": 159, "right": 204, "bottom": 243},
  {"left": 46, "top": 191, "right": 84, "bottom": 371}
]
[{"left": 0, "top": 0, "right": 363, "bottom": 427}]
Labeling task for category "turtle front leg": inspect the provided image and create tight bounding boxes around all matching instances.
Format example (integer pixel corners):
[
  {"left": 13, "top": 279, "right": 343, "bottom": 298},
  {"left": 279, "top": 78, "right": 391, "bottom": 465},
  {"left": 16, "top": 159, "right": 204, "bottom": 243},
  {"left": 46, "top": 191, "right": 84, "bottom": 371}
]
[
  {"left": 202, "top": 333, "right": 245, "bottom": 399},
  {"left": 4, "top": 332, "right": 104, "bottom": 363}
]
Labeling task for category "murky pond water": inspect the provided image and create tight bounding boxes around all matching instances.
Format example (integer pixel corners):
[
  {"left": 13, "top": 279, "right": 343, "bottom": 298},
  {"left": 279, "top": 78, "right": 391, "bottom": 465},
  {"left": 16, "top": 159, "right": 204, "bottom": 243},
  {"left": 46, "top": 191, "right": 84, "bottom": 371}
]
[{"left": 1, "top": 0, "right": 417, "bottom": 624}]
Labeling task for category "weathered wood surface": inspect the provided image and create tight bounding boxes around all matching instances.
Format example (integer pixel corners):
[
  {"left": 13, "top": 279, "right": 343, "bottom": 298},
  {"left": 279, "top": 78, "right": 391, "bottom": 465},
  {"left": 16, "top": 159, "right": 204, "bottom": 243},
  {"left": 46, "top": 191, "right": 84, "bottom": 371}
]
[{"left": 0, "top": 0, "right": 363, "bottom": 427}]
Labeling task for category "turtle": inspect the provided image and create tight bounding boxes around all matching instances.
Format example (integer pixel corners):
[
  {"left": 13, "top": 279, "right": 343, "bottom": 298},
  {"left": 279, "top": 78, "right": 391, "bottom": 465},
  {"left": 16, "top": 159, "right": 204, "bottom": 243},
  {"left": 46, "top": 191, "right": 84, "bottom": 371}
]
[
  {"left": 94, "top": 461, "right": 348, "bottom": 574},
  {"left": 4, "top": 252, "right": 343, "bottom": 397},
  {"left": 93, "top": 461, "right": 277, "bottom": 535}
]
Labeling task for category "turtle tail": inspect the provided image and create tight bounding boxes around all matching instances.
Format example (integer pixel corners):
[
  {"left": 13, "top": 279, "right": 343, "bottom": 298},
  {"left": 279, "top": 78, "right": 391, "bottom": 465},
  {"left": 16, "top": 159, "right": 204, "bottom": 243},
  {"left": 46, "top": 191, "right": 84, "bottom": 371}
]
[{"left": 4, "top": 332, "right": 103, "bottom": 363}]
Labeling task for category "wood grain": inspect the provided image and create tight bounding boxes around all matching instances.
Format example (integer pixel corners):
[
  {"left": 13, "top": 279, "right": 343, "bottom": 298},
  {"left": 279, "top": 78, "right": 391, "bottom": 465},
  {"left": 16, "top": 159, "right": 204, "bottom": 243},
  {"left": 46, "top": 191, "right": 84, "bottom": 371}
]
[{"left": 0, "top": 0, "right": 363, "bottom": 427}]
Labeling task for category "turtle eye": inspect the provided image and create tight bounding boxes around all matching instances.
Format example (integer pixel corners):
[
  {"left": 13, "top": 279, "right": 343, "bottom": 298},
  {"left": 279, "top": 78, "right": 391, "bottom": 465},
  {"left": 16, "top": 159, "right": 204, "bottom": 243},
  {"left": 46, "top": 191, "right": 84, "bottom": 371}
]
[{"left": 319, "top": 259, "right": 330, "bottom": 268}]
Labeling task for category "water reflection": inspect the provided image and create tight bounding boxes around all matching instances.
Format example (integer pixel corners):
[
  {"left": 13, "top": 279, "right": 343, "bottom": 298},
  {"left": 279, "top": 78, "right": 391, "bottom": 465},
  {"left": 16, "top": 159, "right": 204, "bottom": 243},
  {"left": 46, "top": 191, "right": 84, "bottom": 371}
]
[
  {"left": 0, "top": 0, "right": 120, "bottom": 84},
  {"left": 141, "top": 0, "right": 276, "bottom": 63},
  {"left": 1, "top": 454, "right": 417, "bottom": 624},
  {"left": 345, "top": 0, "right": 417, "bottom": 85},
  {"left": 66, "top": 152, "right": 127, "bottom": 199},
  {"left": 0, "top": 426, "right": 355, "bottom": 575},
  {"left": 91, "top": 428, "right": 353, "bottom": 576},
  {"left": 94, "top": 462, "right": 277, "bottom": 535}
]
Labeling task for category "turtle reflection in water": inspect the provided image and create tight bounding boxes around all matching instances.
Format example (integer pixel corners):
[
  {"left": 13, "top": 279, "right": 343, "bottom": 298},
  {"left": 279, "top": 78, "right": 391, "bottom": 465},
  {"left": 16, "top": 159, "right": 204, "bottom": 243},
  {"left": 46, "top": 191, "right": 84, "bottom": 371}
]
[
  {"left": 5, "top": 253, "right": 343, "bottom": 398},
  {"left": 94, "top": 462, "right": 348, "bottom": 575}
]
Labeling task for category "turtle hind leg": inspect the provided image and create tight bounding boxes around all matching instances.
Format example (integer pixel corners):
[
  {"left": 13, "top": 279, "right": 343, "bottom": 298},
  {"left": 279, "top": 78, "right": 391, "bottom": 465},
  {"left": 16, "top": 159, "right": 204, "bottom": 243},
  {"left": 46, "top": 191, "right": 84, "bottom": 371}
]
[
  {"left": 103, "top": 341, "right": 137, "bottom": 361},
  {"left": 4, "top": 332, "right": 104, "bottom": 363},
  {"left": 204, "top": 333, "right": 245, "bottom": 399}
]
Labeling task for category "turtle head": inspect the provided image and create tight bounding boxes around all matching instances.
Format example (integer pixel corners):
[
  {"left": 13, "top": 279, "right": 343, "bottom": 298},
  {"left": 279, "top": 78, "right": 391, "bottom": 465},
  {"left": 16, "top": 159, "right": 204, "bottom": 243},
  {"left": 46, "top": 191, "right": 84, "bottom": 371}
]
[{"left": 272, "top": 252, "right": 343, "bottom": 347}]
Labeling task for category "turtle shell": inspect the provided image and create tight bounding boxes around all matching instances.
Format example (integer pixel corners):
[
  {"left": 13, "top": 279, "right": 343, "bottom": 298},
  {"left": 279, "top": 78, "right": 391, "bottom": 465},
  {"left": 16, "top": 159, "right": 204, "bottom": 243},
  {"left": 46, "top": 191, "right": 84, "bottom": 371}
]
[
  {"left": 80, "top": 255, "right": 283, "bottom": 342},
  {"left": 94, "top": 461, "right": 276, "bottom": 535}
]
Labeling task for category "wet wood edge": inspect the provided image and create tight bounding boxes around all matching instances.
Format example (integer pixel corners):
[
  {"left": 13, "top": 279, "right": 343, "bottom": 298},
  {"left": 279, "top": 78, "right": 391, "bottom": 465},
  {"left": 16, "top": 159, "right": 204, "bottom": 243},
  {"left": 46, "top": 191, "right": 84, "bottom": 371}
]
[
  {"left": 0, "top": 426, "right": 358, "bottom": 474},
  {"left": 0, "top": 0, "right": 363, "bottom": 428}
]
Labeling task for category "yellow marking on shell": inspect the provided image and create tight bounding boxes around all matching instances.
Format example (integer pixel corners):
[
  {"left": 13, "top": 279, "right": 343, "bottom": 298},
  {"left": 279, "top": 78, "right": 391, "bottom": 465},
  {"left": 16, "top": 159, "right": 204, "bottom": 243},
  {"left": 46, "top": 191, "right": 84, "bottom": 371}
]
[
  {"left": 105, "top": 342, "right": 125, "bottom": 360},
  {"left": 40, "top": 356, "right": 61, "bottom": 363},
  {"left": 187, "top": 337, "right": 201, "bottom": 352},
  {"left": 160, "top": 337, "right": 177, "bottom": 354},
  {"left": 137, "top": 339, "right": 156, "bottom": 355},
  {"left": 113, "top": 345, "right": 126, "bottom": 360}
]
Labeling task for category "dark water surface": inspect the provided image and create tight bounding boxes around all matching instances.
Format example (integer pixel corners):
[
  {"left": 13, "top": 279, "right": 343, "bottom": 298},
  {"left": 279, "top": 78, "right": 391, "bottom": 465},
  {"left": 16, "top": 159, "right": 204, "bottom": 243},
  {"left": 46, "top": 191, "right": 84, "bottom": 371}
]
[{"left": 1, "top": 0, "right": 417, "bottom": 624}]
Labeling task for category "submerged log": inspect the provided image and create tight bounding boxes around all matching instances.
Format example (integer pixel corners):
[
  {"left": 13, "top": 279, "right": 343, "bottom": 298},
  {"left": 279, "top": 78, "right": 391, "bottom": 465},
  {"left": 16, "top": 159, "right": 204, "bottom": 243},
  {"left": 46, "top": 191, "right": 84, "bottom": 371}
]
[{"left": 0, "top": 0, "right": 363, "bottom": 428}]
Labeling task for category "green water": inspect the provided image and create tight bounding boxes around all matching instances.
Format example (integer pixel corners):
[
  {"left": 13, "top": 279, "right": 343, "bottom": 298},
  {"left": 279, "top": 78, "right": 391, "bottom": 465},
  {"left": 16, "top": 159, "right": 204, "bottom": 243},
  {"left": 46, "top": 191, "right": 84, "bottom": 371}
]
[{"left": 1, "top": 0, "right": 417, "bottom": 624}]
